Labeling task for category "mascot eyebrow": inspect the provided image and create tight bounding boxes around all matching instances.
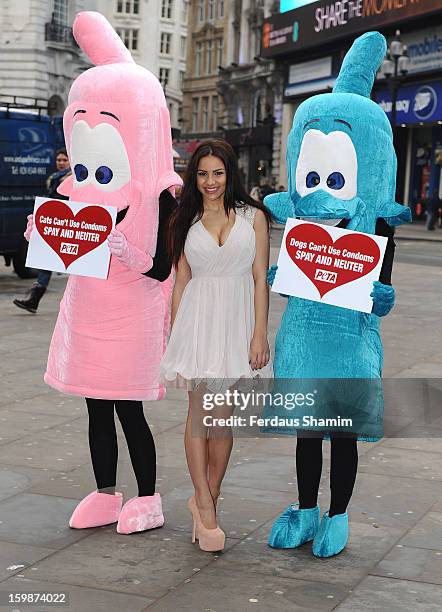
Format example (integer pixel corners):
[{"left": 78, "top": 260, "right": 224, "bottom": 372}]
[
  {"left": 303, "top": 117, "right": 352, "bottom": 130},
  {"left": 335, "top": 118, "right": 352, "bottom": 130},
  {"left": 100, "top": 111, "right": 120, "bottom": 121},
  {"left": 304, "top": 118, "right": 320, "bottom": 128},
  {"left": 72, "top": 109, "right": 120, "bottom": 121}
]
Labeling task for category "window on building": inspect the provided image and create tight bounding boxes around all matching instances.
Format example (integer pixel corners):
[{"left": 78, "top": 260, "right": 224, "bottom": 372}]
[
  {"left": 212, "top": 95, "right": 219, "bottom": 129},
  {"left": 179, "top": 70, "right": 185, "bottom": 89},
  {"left": 254, "top": 28, "right": 261, "bottom": 57},
  {"left": 198, "top": 0, "right": 204, "bottom": 22},
  {"left": 181, "top": 1, "right": 188, "bottom": 23},
  {"left": 53, "top": 0, "right": 68, "bottom": 25},
  {"left": 218, "top": 0, "right": 224, "bottom": 18},
  {"left": 117, "top": 0, "right": 139, "bottom": 13},
  {"left": 160, "top": 32, "right": 172, "bottom": 54},
  {"left": 161, "top": 0, "right": 173, "bottom": 19},
  {"left": 208, "top": 0, "right": 215, "bottom": 20},
  {"left": 180, "top": 35, "right": 187, "bottom": 58},
  {"left": 116, "top": 28, "right": 139, "bottom": 51},
  {"left": 195, "top": 42, "right": 202, "bottom": 76},
  {"left": 202, "top": 97, "right": 209, "bottom": 132},
  {"left": 131, "top": 29, "right": 138, "bottom": 50},
  {"left": 206, "top": 40, "right": 213, "bottom": 74},
  {"left": 216, "top": 38, "right": 224, "bottom": 68},
  {"left": 192, "top": 98, "right": 199, "bottom": 132},
  {"left": 159, "top": 67, "right": 170, "bottom": 88},
  {"left": 252, "top": 91, "right": 262, "bottom": 127}
]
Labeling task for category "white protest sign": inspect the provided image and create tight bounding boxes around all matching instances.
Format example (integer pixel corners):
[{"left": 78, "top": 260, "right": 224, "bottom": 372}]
[
  {"left": 26, "top": 197, "right": 117, "bottom": 279},
  {"left": 272, "top": 219, "right": 388, "bottom": 313}
]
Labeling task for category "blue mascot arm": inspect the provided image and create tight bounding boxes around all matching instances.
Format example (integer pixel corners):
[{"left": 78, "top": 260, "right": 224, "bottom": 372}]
[
  {"left": 264, "top": 192, "right": 292, "bottom": 225},
  {"left": 267, "top": 264, "right": 289, "bottom": 299},
  {"left": 371, "top": 281, "right": 395, "bottom": 316},
  {"left": 267, "top": 264, "right": 278, "bottom": 287}
]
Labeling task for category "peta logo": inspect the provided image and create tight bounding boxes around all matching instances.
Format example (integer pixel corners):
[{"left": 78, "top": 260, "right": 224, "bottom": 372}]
[{"left": 60, "top": 243, "right": 79, "bottom": 255}]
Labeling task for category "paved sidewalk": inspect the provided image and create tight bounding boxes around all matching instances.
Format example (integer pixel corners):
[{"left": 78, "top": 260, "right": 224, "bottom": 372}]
[
  {"left": 273, "top": 220, "right": 442, "bottom": 242},
  {"left": 0, "top": 251, "right": 441, "bottom": 612},
  {"left": 388, "top": 221, "right": 442, "bottom": 242}
]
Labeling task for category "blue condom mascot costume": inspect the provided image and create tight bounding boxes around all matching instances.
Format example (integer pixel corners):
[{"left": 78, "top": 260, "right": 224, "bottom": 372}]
[{"left": 265, "top": 32, "right": 411, "bottom": 557}]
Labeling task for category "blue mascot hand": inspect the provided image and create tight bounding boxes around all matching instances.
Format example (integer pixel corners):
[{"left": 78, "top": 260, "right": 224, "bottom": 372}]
[
  {"left": 371, "top": 281, "right": 395, "bottom": 317},
  {"left": 267, "top": 264, "right": 278, "bottom": 287}
]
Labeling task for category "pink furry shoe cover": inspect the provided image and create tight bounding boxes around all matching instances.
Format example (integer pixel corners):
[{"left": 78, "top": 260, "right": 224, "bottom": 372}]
[
  {"left": 69, "top": 491, "right": 123, "bottom": 529},
  {"left": 116, "top": 493, "right": 165, "bottom": 534}
]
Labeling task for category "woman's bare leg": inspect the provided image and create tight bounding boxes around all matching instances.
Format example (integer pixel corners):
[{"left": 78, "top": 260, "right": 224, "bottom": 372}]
[
  {"left": 207, "top": 400, "right": 234, "bottom": 507},
  {"left": 185, "top": 389, "right": 217, "bottom": 529}
]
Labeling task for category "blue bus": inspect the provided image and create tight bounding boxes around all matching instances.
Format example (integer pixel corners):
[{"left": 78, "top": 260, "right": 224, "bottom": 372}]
[{"left": 0, "top": 105, "right": 64, "bottom": 277}]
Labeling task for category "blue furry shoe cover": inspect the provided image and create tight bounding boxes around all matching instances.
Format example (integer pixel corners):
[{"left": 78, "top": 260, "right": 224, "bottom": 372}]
[
  {"left": 312, "top": 511, "right": 349, "bottom": 558},
  {"left": 268, "top": 505, "right": 320, "bottom": 549}
]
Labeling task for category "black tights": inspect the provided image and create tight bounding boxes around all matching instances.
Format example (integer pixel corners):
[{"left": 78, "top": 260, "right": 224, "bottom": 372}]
[
  {"left": 86, "top": 398, "right": 156, "bottom": 497},
  {"left": 296, "top": 433, "right": 358, "bottom": 517}
]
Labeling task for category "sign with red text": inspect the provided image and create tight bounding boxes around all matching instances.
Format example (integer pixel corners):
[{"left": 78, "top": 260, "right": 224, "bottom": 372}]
[
  {"left": 272, "top": 219, "right": 387, "bottom": 313},
  {"left": 26, "top": 197, "right": 117, "bottom": 279}
]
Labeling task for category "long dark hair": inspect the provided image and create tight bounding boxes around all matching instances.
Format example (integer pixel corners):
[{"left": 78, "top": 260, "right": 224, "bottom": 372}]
[{"left": 168, "top": 139, "right": 272, "bottom": 266}]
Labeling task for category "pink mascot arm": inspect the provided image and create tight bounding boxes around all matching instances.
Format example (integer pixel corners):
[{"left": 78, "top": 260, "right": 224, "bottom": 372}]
[{"left": 108, "top": 229, "right": 153, "bottom": 273}]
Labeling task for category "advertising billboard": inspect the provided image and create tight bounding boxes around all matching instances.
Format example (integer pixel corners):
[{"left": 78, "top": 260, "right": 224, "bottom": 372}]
[
  {"left": 376, "top": 81, "right": 442, "bottom": 124},
  {"left": 262, "top": 0, "right": 441, "bottom": 57},
  {"left": 280, "top": 0, "right": 318, "bottom": 12}
]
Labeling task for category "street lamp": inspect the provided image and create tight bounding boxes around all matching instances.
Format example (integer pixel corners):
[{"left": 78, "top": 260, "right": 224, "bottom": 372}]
[{"left": 381, "top": 30, "right": 409, "bottom": 129}]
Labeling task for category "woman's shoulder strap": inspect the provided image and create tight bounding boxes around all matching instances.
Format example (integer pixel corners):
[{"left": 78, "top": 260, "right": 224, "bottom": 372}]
[{"left": 236, "top": 203, "right": 257, "bottom": 225}]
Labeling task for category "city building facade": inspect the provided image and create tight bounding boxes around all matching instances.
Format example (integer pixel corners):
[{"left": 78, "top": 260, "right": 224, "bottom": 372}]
[
  {"left": 218, "top": 0, "right": 282, "bottom": 190},
  {"left": 96, "top": 0, "right": 189, "bottom": 129},
  {"left": 0, "top": 0, "right": 188, "bottom": 129},
  {"left": 261, "top": 0, "right": 442, "bottom": 213},
  {"left": 0, "top": 0, "right": 93, "bottom": 114},
  {"left": 180, "top": 0, "right": 229, "bottom": 139}
]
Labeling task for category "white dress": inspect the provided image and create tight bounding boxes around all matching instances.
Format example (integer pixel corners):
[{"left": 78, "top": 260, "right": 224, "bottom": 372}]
[{"left": 160, "top": 205, "right": 272, "bottom": 389}]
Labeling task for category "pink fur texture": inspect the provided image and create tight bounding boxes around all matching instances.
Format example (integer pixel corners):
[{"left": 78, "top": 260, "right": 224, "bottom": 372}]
[
  {"left": 44, "top": 12, "right": 181, "bottom": 400},
  {"left": 117, "top": 493, "right": 165, "bottom": 534},
  {"left": 69, "top": 491, "right": 123, "bottom": 528}
]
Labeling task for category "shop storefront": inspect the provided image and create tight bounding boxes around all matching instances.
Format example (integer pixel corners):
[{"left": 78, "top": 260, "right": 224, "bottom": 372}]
[
  {"left": 375, "top": 79, "right": 442, "bottom": 216},
  {"left": 261, "top": 0, "right": 442, "bottom": 207},
  {"left": 224, "top": 125, "right": 274, "bottom": 191}
]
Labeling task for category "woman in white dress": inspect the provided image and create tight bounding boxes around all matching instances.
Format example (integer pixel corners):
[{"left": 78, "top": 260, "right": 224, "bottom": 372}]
[{"left": 161, "top": 140, "right": 272, "bottom": 551}]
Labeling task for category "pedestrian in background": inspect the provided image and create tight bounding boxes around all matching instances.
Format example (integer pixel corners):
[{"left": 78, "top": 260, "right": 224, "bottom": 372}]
[
  {"left": 260, "top": 181, "right": 275, "bottom": 200},
  {"left": 425, "top": 188, "right": 440, "bottom": 231},
  {"left": 249, "top": 184, "right": 261, "bottom": 201},
  {"left": 13, "top": 148, "right": 71, "bottom": 313}
]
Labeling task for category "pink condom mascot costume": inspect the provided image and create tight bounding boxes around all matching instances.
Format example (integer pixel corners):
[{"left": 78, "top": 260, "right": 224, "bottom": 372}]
[{"left": 27, "top": 12, "right": 181, "bottom": 533}]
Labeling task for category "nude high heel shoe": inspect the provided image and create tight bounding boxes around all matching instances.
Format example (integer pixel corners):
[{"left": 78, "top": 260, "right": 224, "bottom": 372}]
[{"left": 188, "top": 496, "right": 225, "bottom": 552}]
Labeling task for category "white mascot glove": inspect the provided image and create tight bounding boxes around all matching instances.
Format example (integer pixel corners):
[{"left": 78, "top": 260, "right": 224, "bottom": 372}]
[{"left": 24, "top": 214, "right": 34, "bottom": 241}]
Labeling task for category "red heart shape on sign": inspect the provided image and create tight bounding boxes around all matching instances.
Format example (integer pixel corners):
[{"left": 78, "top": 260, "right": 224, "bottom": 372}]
[
  {"left": 35, "top": 200, "right": 113, "bottom": 269},
  {"left": 286, "top": 223, "right": 380, "bottom": 298}
]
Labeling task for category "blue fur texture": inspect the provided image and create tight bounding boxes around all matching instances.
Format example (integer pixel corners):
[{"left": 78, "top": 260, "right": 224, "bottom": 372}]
[
  {"left": 268, "top": 505, "right": 320, "bottom": 549},
  {"left": 371, "top": 281, "right": 395, "bottom": 317},
  {"left": 312, "top": 511, "right": 349, "bottom": 558}
]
